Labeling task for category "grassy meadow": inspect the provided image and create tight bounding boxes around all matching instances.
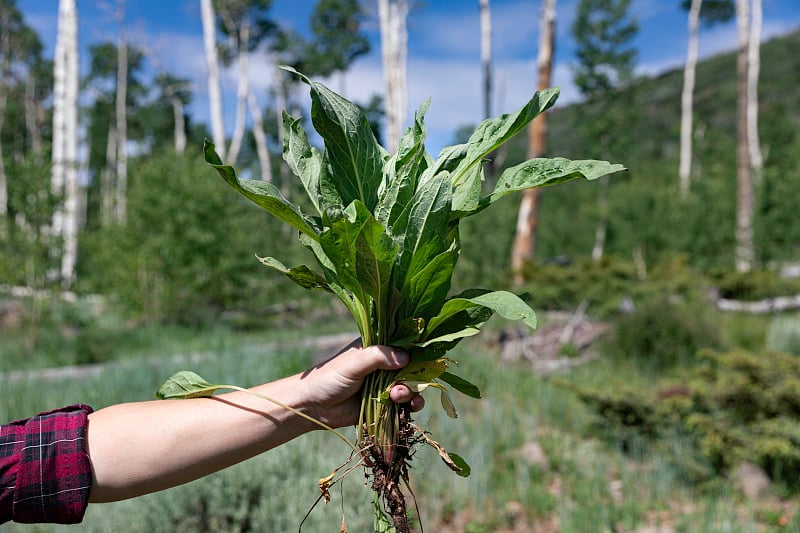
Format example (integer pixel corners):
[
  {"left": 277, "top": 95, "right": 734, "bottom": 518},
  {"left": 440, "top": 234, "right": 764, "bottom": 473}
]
[{"left": 3, "top": 300, "right": 800, "bottom": 532}]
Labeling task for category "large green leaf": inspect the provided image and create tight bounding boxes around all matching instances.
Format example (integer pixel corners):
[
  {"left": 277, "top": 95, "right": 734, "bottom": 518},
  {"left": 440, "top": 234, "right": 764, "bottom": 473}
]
[
  {"left": 256, "top": 255, "right": 332, "bottom": 292},
  {"left": 300, "top": 232, "right": 372, "bottom": 341},
  {"left": 446, "top": 87, "right": 561, "bottom": 215},
  {"left": 391, "top": 172, "right": 453, "bottom": 292},
  {"left": 282, "top": 66, "right": 386, "bottom": 212},
  {"left": 204, "top": 140, "right": 320, "bottom": 239},
  {"left": 376, "top": 100, "right": 430, "bottom": 228},
  {"left": 281, "top": 112, "right": 341, "bottom": 215},
  {"left": 425, "top": 290, "right": 537, "bottom": 337},
  {"left": 476, "top": 157, "right": 627, "bottom": 214},
  {"left": 396, "top": 233, "right": 459, "bottom": 323},
  {"left": 320, "top": 201, "right": 398, "bottom": 339}
]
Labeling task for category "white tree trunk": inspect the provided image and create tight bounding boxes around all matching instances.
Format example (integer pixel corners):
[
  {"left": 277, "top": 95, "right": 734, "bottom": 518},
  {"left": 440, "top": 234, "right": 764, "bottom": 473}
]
[
  {"left": 378, "top": 0, "right": 408, "bottom": 153},
  {"left": 227, "top": 19, "right": 250, "bottom": 165},
  {"left": 511, "top": 0, "right": 556, "bottom": 284},
  {"left": 247, "top": 90, "right": 272, "bottom": 182},
  {"left": 201, "top": 0, "right": 226, "bottom": 156},
  {"left": 115, "top": 26, "right": 128, "bottom": 223},
  {"left": 479, "top": 0, "right": 492, "bottom": 120},
  {"left": 51, "top": 0, "right": 68, "bottom": 239},
  {"left": 679, "top": 0, "right": 701, "bottom": 196},
  {"left": 747, "top": 0, "right": 763, "bottom": 182},
  {"left": 60, "top": 0, "right": 80, "bottom": 287},
  {"left": 735, "top": 0, "right": 754, "bottom": 273},
  {"left": 171, "top": 96, "right": 187, "bottom": 154}
]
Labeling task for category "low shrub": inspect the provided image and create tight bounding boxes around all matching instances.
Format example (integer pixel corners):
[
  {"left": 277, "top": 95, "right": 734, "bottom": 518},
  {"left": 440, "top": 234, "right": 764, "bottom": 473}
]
[
  {"left": 518, "top": 255, "right": 711, "bottom": 318},
  {"left": 606, "top": 299, "right": 721, "bottom": 371},
  {"left": 710, "top": 269, "right": 800, "bottom": 301},
  {"left": 569, "top": 349, "right": 800, "bottom": 491}
]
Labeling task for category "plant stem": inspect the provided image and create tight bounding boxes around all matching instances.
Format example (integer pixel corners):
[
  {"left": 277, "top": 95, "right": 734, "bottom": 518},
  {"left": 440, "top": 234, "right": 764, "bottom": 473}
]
[{"left": 358, "top": 369, "right": 399, "bottom": 457}]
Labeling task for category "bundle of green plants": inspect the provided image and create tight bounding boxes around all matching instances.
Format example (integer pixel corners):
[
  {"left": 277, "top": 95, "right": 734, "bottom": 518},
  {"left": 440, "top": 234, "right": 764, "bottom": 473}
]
[{"left": 157, "top": 67, "right": 624, "bottom": 531}]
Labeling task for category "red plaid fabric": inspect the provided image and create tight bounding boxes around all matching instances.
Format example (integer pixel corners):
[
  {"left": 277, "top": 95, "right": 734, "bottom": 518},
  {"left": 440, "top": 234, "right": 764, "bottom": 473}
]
[{"left": 1, "top": 404, "right": 93, "bottom": 524}]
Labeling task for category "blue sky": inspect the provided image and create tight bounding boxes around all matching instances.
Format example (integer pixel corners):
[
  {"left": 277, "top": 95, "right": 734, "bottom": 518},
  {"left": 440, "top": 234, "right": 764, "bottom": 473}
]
[{"left": 18, "top": 0, "right": 800, "bottom": 153}]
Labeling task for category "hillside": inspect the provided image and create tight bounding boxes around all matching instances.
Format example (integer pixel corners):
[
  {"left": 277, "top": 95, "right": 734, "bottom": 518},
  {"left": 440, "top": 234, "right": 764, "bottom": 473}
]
[{"left": 458, "top": 29, "right": 800, "bottom": 284}]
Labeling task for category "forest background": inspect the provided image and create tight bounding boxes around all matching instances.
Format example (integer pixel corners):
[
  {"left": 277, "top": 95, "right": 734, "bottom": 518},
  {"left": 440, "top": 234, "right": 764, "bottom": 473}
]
[{"left": 2, "top": 0, "right": 800, "bottom": 531}]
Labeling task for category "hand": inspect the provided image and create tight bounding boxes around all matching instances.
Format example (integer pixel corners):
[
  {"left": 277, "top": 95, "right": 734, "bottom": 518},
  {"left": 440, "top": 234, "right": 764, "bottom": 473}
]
[{"left": 300, "top": 342, "right": 425, "bottom": 429}]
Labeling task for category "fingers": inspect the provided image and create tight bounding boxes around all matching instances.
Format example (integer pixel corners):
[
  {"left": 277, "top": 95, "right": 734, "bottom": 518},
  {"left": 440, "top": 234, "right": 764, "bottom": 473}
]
[
  {"left": 336, "top": 344, "right": 409, "bottom": 380},
  {"left": 389, "top": 383, "right": 425, "bottom": 412}
]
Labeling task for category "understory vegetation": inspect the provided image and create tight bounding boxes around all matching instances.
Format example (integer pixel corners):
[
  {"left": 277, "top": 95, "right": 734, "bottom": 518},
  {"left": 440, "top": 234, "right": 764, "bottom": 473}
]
[
  {"left": 2, "top": 30, "right": 800, "bottom": 533},
  {"left": 3, "top": 266, "right": 800, "bottom": 531}
]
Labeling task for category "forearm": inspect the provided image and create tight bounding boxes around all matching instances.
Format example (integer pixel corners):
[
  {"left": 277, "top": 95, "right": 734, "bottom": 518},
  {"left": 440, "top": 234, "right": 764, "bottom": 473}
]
[{"left": 85, "top": 374, "right": 315, "bottom": 503}]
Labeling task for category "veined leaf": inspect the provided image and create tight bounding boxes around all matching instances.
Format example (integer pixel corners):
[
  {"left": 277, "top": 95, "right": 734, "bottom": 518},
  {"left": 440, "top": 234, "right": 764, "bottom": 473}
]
[
  {"left": 474, "top": 157, "right": 627, "bottom": 215},
  {"left": 282, "top": 65, "right": 386, "bottom": 212},
  {"left": 450, "top": 163, "right": 484, "bottom": 218},
  {"left": 204, "top": 140, "right": 319, "bottom": 239},
  {"left": 281, "top": 112, "right": 341, "bottom": 214},
  {"left": 391, "top": 172, "right": 452, "bottom": 292},
  {"left": 426, "top": 290, "right": 537, "bottom": 336},
  {"left": 397, "top": 234, "right": 459, "bottom": 322},
  {"left": 376, "top": 100, "right": 430, "bottom": 228},
  {"left": 256, "top": 255, "right": 331, "bottom": 292},
  {"left": 157, "top": 371, "right": 220, "bottom": 399},
  {"left": 438, "top": 372, "right": 482, "bottom": 399},
  {"left": 422, "top": 143, "right": 469, "bottom": 187},
  {"left": 395, "top": 358, "right": 449, "bottom": 383},
  {"left": 446, "top": 87, "right": 561, "bottom": 215},
  {"left": 301, "top": 233, "right": 372, "bottom": 342},
  {"left": 320, "top": 201, "right": 398, "bottom": 341}
]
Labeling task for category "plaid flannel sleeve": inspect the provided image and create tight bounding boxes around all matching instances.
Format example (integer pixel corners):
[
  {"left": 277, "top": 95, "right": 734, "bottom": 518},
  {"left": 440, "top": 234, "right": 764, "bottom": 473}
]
[{"left": 0, "top": 404, "right": 94, "bottom": 524}]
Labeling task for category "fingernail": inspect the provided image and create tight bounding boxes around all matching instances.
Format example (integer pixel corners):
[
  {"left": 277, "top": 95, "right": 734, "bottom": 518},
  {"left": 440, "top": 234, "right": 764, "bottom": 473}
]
[{"left": 393, "top": 351, "right": 409, "bottom": 366}]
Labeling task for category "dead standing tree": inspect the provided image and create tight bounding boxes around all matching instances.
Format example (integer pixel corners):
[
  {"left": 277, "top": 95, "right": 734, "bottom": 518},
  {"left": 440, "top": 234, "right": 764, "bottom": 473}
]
[{"left": 511, "top": 0, "right": 556, "bottom": 285}]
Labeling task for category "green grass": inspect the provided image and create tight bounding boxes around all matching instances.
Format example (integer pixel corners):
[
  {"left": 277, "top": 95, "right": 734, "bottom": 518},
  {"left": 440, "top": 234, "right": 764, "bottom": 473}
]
[
  {"left": 0, "top": 295, "right": 355, "bottom": 373},
  {"left": 3, "top": 317, "right": 798, "bottom": 532}
]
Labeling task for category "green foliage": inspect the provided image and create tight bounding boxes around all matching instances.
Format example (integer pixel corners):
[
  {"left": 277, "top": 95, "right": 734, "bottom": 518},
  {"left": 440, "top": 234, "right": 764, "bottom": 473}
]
[
  {"left": 571, "top": 0, "right": 638, "bottom": 97},
  {"left": 79, "top": 151, "right": 305, "bottom": 324},
  {"left": 571, "top": 348, "right": 800, "bottom": 491},
  {"left": 607, "top": 299, "right": 721, "bottom": 371},
  {"left": 526, "top": 30, "right": 800, "bottom": 272},
  {"left": 304, "top": 0, "right": 370, "bottom": 76},
  {"left": 518, "top": 255, "right": 710, "bottom": 318},
  {"left": 0, "top": 156, "right": 57, "bottom": 288},
  {"left": 767, "top": 315, "right": 800, "bottom": 357},
  {"left": 193, "top": 68, "right": 623, "bottom": 527},
  {"left": 711, "top": 269, "right": 800, "bottom": 301}
]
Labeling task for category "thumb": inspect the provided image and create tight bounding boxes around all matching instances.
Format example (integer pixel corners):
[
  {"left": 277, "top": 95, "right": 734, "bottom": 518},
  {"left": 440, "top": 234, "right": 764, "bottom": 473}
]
[{"left": 340, "top": 345, "right": 409, "bottom": 380}]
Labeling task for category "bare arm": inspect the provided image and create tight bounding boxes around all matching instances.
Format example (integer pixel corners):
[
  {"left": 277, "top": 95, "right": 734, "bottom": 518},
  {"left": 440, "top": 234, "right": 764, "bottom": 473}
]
[{"left": 85, "top": 344, "right": 422, "bottom": 503}]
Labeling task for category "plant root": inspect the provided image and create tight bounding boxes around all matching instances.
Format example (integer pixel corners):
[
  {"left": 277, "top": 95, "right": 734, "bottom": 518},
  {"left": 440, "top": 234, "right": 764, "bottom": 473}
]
[{"left": 362, "top": 404, "right": 422, "bottom": 533}]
